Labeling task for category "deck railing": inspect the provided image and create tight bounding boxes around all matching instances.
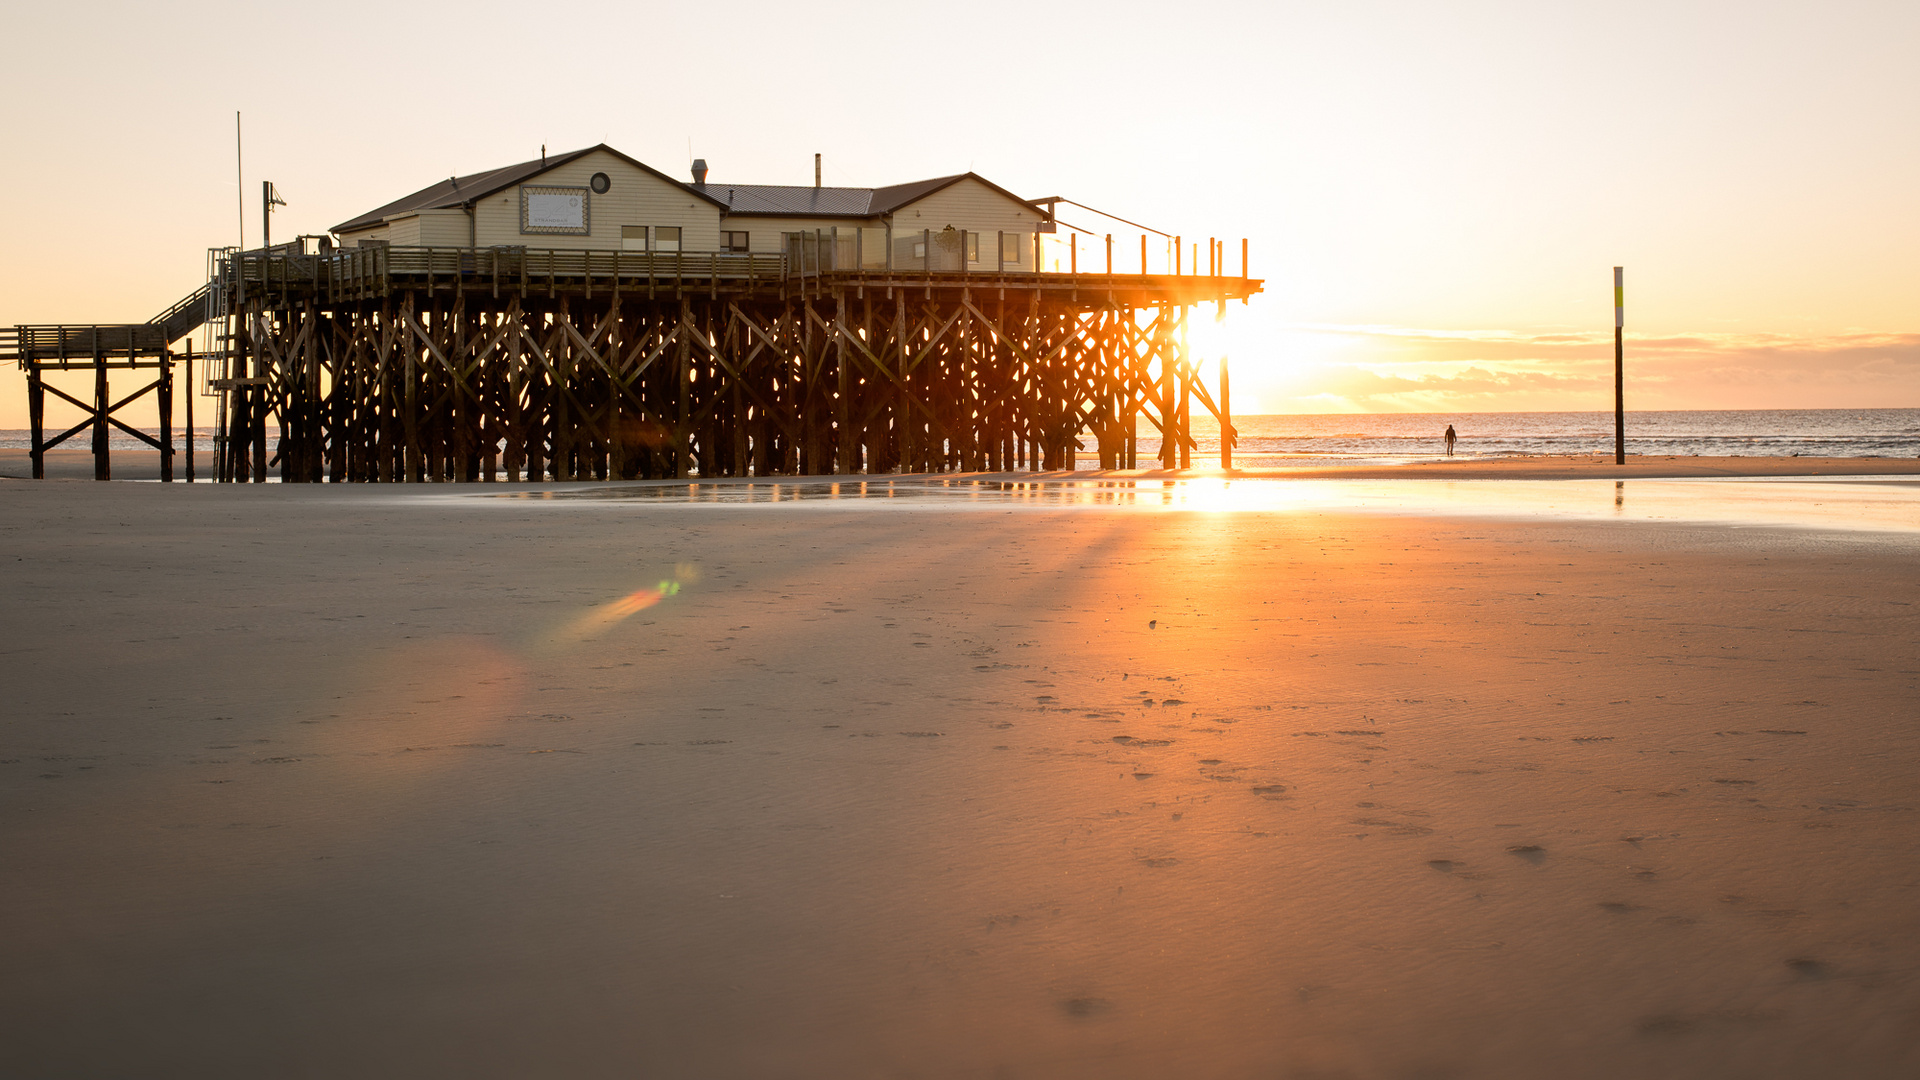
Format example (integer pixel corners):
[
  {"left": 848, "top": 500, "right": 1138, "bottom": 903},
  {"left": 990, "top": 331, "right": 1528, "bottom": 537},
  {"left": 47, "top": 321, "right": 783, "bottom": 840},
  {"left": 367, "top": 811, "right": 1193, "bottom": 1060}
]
[
  {"left": 5, "top": 324, "right": 172, "bottom": 368},
  {"left": 221, "top": 245, "right": 792, "bottom": 304},
  {"left": 783, "top": 228, "right": 1039, "bottom": 277}
]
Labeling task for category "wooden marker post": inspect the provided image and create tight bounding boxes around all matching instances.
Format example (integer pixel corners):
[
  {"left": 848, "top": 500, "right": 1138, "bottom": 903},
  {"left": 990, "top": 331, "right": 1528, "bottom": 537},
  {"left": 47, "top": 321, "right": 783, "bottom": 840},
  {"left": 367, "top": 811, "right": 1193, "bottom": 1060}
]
[{"left": 1613, "top": 266, "right": 1624, "bottom": 465}]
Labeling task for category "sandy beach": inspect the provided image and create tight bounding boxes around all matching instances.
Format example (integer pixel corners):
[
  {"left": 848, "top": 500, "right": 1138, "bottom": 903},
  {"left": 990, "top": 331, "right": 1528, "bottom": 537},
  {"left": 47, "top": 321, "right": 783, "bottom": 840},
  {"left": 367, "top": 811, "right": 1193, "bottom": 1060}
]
[
  {"left": 9, "top": 445, "right": 1920, "bottom": 482},
  {"left": 3, "top": 471, "right": 1918, "bottom": 1078}
]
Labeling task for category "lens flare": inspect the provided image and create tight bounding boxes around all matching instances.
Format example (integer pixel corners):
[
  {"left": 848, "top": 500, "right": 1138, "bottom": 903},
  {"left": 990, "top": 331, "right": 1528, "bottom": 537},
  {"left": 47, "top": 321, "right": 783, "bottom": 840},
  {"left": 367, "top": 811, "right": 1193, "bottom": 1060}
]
[
  {"left": 610, "top": 581, "right": 679, "bottom": 617},
  {"left": 553, "top": 565, "right": 697, "bottom": 644}
]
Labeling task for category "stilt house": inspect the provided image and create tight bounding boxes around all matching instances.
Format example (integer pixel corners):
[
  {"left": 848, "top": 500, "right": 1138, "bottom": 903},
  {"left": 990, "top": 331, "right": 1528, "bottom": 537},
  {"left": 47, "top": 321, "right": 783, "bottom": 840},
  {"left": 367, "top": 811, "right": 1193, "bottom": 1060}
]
[{"left": 332, "top": 145, "right": 1050, "bottom": 271}]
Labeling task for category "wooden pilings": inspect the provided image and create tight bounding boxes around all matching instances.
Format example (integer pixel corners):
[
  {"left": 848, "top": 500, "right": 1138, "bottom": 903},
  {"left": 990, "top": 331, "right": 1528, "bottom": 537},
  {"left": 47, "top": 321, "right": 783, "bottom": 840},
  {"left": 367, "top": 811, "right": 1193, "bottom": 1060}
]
[
  {"left": 92, "top": 350, "right": 109, "bottom": 481},
  {"left": 222, "top": 282, "right": 1233, "bottom": 482},
  {"left": 11, "top": 246, "right": 1259, "bottom": 483},
  {"left": 27, "top": 364, "right": 44, "bottom": 480}
]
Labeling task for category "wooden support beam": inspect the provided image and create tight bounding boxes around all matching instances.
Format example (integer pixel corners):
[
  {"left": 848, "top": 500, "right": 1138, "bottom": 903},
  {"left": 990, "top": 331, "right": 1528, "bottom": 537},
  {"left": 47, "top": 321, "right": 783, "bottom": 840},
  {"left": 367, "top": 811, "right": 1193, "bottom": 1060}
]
[{"left": 93, "top": 348, "right": 109, "bottom": 480}]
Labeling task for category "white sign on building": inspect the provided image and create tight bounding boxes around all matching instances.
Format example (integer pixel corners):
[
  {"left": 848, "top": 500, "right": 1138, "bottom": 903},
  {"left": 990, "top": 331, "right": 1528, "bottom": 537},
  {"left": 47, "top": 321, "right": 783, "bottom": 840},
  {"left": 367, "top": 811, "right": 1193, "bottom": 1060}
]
[{"left": 521, "top": 186, "right": 589, "bottom": 234}]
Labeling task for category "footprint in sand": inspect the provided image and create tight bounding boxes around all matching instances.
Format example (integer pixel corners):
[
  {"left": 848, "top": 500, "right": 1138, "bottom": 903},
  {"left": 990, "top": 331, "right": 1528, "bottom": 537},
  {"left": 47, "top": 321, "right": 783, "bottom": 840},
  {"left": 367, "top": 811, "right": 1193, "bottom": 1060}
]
[
  {"left": 1508, "top": 845, "right": 1547, "bottom": 864},
  {"left": 1786, "top": 958, "right": 1831, "bottom": 981}
]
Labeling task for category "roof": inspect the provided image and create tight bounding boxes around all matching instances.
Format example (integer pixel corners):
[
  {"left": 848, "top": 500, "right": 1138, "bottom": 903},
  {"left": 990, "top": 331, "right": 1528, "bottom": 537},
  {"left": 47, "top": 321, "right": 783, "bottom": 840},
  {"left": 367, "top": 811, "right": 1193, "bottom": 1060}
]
[
  {"left": 331, "top": 144, "right": 729, "bottom": 234},
  {"left": 713, "top": 184, "right": 886, "bottom": 217},
  {"left": 711, "top": 173, "right": 1036, "bottom": 220},
  {"left": 333, "top": 149, "right": 1039, "bottom": 234}
]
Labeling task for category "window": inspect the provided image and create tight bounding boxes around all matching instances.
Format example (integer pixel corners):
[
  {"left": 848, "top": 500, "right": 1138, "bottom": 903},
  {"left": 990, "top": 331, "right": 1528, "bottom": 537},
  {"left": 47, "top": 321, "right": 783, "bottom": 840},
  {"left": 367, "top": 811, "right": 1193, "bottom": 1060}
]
[
  {"left": 1000, "top": 232, "right": 1022, "bottom": 265},
  {"left": 721, "top": 230, "right": 749, "bottom": 252},
  {"left": 654, "top": 226, "right": 681, "bottom": 253},
  {"left": 621, "top": 225, "right": 647, "bottom": 252},
  {"left": 589, "top": 172, "right": 611, "bottom": 194},
  {"left": 965, "top": 233, "right": 979, "bottom": 262},
  {"left": 912, "top": 241, "right": 927, "bottom": 259}
]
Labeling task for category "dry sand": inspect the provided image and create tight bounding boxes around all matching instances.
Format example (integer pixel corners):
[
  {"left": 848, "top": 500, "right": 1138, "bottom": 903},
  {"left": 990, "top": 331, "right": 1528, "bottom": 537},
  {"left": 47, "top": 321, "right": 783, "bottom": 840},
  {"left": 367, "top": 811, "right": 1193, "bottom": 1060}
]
[{"left": 2, "top": 476, "right": 1918, "bottom": 1078}]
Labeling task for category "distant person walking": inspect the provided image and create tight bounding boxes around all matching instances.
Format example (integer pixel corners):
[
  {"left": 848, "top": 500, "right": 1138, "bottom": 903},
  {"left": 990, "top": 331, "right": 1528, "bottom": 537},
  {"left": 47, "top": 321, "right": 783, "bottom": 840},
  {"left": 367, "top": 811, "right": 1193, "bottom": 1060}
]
[{"left": 1444, "top": 424, "right": 1457, "bottom": 457}]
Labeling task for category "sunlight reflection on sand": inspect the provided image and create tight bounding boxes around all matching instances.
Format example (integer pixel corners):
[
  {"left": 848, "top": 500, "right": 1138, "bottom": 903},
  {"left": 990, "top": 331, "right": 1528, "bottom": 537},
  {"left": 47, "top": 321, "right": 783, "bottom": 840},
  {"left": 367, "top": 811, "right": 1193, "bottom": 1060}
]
[{"left": 463, "top": 476, "right": 1920, "bottom": 533}]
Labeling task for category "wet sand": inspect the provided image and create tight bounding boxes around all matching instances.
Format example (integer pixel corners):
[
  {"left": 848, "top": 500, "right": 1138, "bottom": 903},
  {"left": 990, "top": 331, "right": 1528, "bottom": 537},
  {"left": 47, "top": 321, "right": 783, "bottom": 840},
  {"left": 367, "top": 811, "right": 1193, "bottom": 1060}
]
[
  {"left": 7, "top": 445, "right": 1920, "bottom": 482},
  {"left": 2, "top": 479, "right": 1918, "bottom": 1078}
]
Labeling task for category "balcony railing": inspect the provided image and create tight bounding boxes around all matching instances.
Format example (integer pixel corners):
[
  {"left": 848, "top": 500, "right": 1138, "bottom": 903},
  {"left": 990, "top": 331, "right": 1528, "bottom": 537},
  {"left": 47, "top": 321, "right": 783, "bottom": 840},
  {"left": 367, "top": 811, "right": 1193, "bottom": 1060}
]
[{"left": 218, "top": 245, "right": 794, "bottom": 302}]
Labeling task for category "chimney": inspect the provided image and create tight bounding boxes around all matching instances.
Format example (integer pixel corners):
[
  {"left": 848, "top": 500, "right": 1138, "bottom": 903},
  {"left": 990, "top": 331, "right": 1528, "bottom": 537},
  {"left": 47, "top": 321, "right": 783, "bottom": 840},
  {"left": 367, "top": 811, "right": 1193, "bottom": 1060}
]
[
  {"left": 691, "top": 158, "right": 708, "bottom": 186},
  {"left": 814, "top": 153, "right": 821, "bottom": 189}
]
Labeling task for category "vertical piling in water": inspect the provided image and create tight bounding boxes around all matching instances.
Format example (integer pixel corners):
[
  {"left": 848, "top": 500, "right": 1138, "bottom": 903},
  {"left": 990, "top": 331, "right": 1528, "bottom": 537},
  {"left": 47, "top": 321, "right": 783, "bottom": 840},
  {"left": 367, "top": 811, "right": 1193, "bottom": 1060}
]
[
  {"left": 158, "top": 349, "right": 174, "bottom": 482},
  {"left": 1220, "top": 351, "right": 1232, "bottom": 470},
  {"left": 27, "top": 364, "right": 45, "bottom": 480},
  {"left": 1178, "top": 306, "right": 1191, "bottom": 469},
  {"left": 185, "top": 344, "right": 195, "bottom": 482},
  {"left": 93, "top": 345, "right": 110, "bottom": 481}
]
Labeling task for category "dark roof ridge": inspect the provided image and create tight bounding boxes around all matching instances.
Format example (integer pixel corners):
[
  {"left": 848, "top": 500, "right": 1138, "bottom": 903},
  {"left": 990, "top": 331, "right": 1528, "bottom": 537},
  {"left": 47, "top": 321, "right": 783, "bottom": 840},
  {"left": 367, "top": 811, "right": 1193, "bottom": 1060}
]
[
  {"left": 717, "top": 172, "right": 1033, "bottom": 221},
  {"left": 867, "top": 174, "right": 968, "bottom": 214}
]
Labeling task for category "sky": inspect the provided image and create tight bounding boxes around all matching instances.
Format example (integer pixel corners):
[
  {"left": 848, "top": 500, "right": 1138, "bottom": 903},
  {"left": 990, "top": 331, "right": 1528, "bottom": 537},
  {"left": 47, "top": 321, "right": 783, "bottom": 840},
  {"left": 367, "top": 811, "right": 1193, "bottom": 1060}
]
[{"left": 2, "top": 0, "right": 1915, "bottom": 429}]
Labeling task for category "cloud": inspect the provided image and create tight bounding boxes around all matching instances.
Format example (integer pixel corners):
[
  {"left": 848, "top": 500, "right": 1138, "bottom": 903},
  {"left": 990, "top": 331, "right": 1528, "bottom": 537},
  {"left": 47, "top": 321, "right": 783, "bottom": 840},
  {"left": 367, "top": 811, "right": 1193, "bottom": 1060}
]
[{"left": 1251, "top": 325, "right": 1920, "bottom": 412}]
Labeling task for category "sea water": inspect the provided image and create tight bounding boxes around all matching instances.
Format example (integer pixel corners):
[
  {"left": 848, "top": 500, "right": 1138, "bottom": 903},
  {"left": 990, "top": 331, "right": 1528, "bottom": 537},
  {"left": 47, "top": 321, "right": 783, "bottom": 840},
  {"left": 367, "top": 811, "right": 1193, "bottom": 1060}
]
[{"left": 1181, "top": 408, "right": 1920, "bottom": 466}]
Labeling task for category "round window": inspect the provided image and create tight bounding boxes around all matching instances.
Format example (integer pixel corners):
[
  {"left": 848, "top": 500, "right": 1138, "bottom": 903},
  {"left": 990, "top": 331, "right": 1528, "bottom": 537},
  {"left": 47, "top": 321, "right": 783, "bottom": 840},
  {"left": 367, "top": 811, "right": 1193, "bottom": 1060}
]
[{"left": 589, "top": 172, "right": 611, "bottom": 194}]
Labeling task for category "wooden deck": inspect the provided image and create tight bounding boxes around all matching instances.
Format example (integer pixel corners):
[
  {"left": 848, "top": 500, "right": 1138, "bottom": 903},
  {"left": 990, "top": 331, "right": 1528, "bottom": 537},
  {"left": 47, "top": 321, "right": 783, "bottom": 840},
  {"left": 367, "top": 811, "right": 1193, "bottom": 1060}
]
[{"left": 216, "top": 245, "right": 1261, "bottom": 310}]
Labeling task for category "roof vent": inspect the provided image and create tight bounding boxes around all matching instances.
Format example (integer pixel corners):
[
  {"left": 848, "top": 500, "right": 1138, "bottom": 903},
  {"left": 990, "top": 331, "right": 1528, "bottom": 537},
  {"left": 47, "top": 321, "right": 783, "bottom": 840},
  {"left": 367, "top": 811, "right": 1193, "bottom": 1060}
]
[{"left": 691, "top": 159, "right": 708, "bottom": 186}]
